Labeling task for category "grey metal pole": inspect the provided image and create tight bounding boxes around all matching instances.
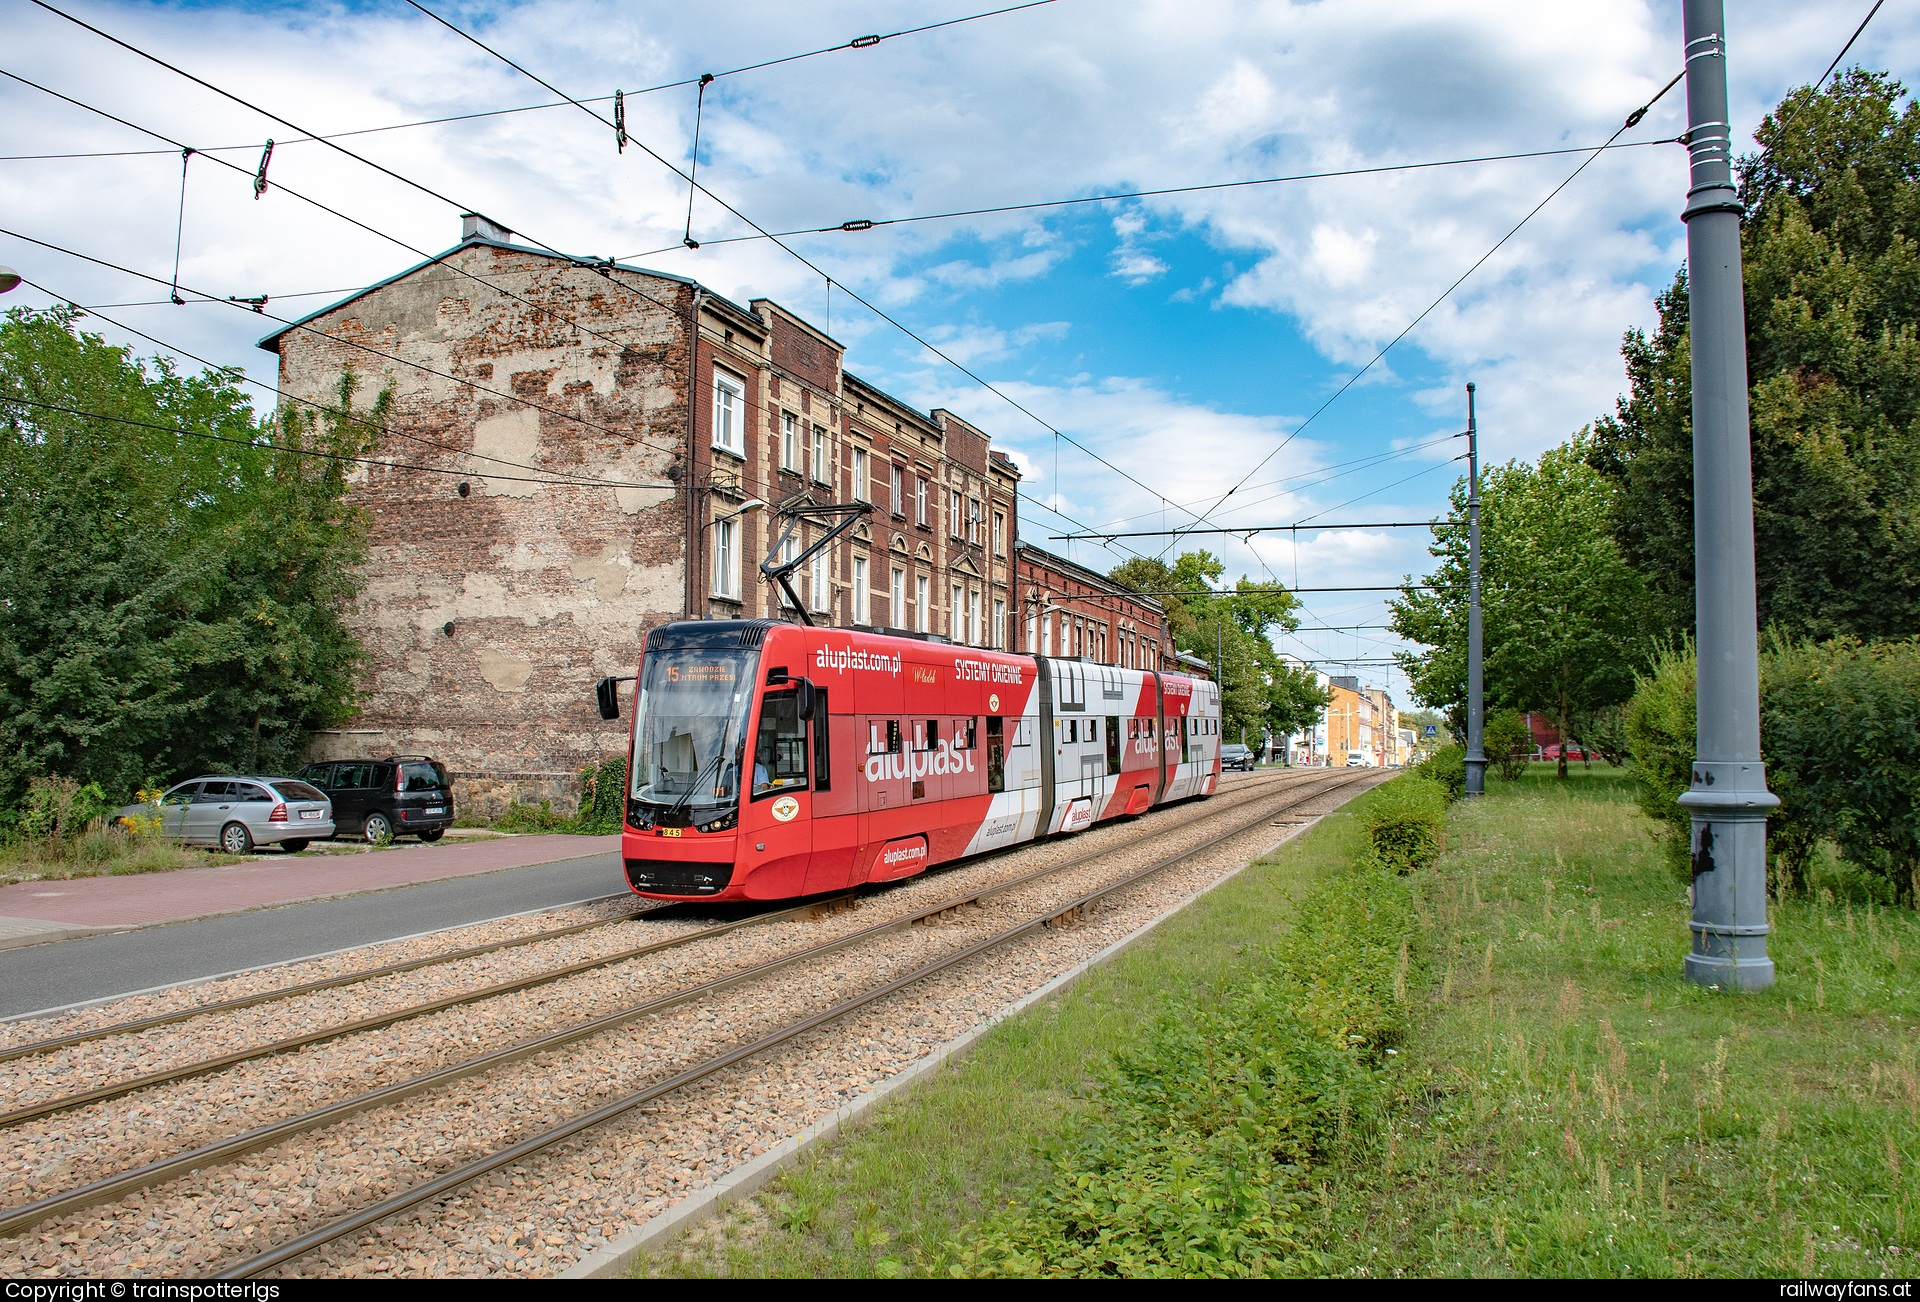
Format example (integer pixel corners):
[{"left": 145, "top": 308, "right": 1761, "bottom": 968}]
[
  {"left": 1462, "top": 383, "right": 1487, "bottom": 796},
  {"left": 1679, "top": 0, "right": 1775, "bottom": 990}
]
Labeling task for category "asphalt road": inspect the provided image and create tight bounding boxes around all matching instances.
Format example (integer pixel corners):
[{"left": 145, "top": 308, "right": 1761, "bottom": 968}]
[{"left": 0, "top": 850, "right": 628, "bottom": 1020}]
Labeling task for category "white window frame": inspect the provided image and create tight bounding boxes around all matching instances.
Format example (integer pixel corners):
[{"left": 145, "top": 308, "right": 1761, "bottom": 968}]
[
  {"left": 809, "top": 549, "right": 830, "bottom": 612},
  {"left": 916, "top": 574, "right": 930, "bottom": 633},
  {"left": 853, "top": 448, "right": 869, "bottom": 502},
  {"left": 915, "top": 476, "right": 928, "bottom": 526},
  {"left": 811, "top": 425, "right": 828, "bottom": 484},
  {"left": 712, "top": 371, "right": 745, "bottom": 454},
  {"left": 993, "top": 510, "right": 1005, "bottom": 556},
  {"left": 853, "top": 555, "right": 870, "bottom": 624},
  {"left": 993, "top": 599, "right": 1005, "bottom": 650},
  {"left": 968, "top": 589, "right": 981, "bottom": 646},
  {"left": 1026, "top": 611, "right": 1037, "bottom": 653},
  {"left": 951, "top": 583, "right": 963, "bottom": 638},
  {"left": 781, "top": 412, "right": 798, "bottom": 470},
  {"left": 950, "top": 489, "right": 962, "bottom": 537},
  {"left": 890, "top": 464, "right": 905, "bottom": 517},
  {"left": 968, "top": 497, "right": 982, "bottom": 544},
  {"left": 712, "top": 517, "right": 739, "bottom": 599},
  {"left": 891, "top": 566, "right": 905, "bottom": 625}
]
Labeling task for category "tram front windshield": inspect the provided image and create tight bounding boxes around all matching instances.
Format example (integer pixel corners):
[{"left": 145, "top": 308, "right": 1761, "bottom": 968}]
[{"left": 629, "top": 648, "right": 759, "bottom": 817}]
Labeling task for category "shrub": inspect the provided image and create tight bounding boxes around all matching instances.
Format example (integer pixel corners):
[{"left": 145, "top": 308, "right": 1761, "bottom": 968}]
[
  {"left": 494, "top": 799, "right": 568, "bottom": 833},
  {"left": 15, "top": 775, "right": 112, "bottom": 840},
  {"left": 1623, "top": 642, "right": 1696, "bottom": 871},
  {"left": 1360, "top": 777, "right": 1449, "bottom": 873},
  {"left": 1410, "top": 743, "right": 1465, "bottom": 801},
  {"left": 575, "top": 756, "right": 628, "bottom": 835},
  {"left": 956, "top": 818, "right": 1417, "bottom": 1277},
  {"left": 1483, "top": 709, "right": 1533, "bottom": 781},
  {"left": 1762, "top": 637, "right": 1920, "bottom": 902}
]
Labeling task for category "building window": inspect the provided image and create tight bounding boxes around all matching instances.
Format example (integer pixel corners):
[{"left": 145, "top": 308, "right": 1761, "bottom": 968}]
[
  {"left": 811, "top": 425, "right": 828, "bottom": 484},
  {"left": 712, "top": 372, "right": 744, "bottom": 454},
  {"left": 776, "top": 534, "right": 799, "bottom": 609},
  {"left": 853, "top": 448, "right": 869, "bottom": 502},
  {"left": 809, "top": 549, "right": 829, "bottom": 612},
  {"left": 951, "top": 583, "right": 963, "bottom": 638},
  {"left": 781, "top": 412, "right": 798, "bottom": 470},
  {"left": 950, "top": 489, "right": 962, "bottom": 537},
  {"left": 1026, "top": 610, "right": 1037, "bottom": 653},
  {"left": 891, "top": 566, "right": 905, "bottom": 625},
  {"left": 992, "top": 510, "right": 1005, "bottom": 556},
  {"left": 890, "top": 464, "right": 905, "bottom": 517},
  {"left": 915, "top": 477, "right": 928, "bottom": 526},
  {"left": 968, "top": 497, "right": 981, "bottom": 544},
  {"left": 712, "top": 517, "right": 739, "bottom": 598},
  {"left": 992, "top": 599, "right": 1005, "bottom": 649},
  {"left": 916, "top": 574, "right": 929, "bottom": 633},
  {"left": 968, "top": 590, "right": 981, "bottom": 646},
  {"left": 853, "top": 555, "right": 870, "bottom": 624}
]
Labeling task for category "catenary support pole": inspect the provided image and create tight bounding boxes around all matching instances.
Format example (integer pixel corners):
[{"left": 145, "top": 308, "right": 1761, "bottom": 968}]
[
  {"left": 1680, "top": 0, "right": 1774, "bottom": 990},
  {"left": 1462, "top": 383, "right": 1487, "bottom": 797}
]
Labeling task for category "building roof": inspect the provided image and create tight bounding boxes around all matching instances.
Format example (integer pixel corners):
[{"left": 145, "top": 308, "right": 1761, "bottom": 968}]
[
  {"left": 1015, "top": 541, "right": 1165, "bottom": 614},
  {"left": 255, "top": 234, "right": 707, "bottom": 354}
]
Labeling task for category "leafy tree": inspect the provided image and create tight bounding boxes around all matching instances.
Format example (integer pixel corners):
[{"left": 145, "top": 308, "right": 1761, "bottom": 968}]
[
  {"left": 1584, "top": 70, "right": 1920, "bottom": 642},
  {"left": 0, "top": 306, "right": 382, "bottom": 820},
  {"left": 1390, "top": 439, "right": 1656, "bottom": 777},
  {"left": 1109, "top": 551, "right": 1325, "bottom": 743}
]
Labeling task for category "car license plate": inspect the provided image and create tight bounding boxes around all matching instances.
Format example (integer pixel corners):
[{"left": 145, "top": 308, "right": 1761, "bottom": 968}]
[
  {"left": 658, "top": 827, "right": 682, "bottom": 837},
  {"left": 424, "top": 807, "right": 445, "bottom": 816},
  {"left": 299, "top": 809, "right": 324, "bottom": 820}
]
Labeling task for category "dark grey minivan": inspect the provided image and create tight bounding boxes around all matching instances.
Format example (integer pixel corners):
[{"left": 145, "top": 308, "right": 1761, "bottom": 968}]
[{"left": 296, "top": 756, "right": 454, "bottom": 843}]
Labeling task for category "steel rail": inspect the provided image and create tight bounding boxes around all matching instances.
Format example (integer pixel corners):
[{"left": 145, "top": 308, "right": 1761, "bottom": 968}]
[
  {"left": 218, "top": 771, "right": 1371, "bottom": 1278},
  {"left": 0, "top": 897, "right": 637, "bottom": 1063},
  {"left": 0, "top": 770, "right": 1340, "bottom": 1242},
  {"left": 0, "top": 775, "right": 1305, "bottom": 1124}
]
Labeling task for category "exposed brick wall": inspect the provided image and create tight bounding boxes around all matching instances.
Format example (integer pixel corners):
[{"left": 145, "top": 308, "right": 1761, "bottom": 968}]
[{"left": 270, "top": 242, "right": 693, "bottom": 812}]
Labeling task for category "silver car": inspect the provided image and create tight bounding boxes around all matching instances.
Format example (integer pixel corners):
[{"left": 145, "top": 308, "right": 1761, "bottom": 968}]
[{"left": 117, "top": 776, "right": 335, "bottom": 854}]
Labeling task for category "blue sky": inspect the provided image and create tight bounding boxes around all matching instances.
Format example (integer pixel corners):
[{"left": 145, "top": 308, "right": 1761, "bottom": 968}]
[{"left": 5, "top": 0, "right": 1917, "bottom": 702}]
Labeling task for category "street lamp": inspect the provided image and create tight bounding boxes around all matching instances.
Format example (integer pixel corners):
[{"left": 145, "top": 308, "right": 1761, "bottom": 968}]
[
  {"left": 0, "top": 267, "right": 20, "bottom": 294},
  {"left": 715, "top": 497, "right": 766, "bottom": 523}
]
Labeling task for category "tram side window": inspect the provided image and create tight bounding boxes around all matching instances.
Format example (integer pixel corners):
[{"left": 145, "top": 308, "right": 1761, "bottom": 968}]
[
  {"left": 813, "top": 688, "right": 831, "bottom": 790},
  {"left": 985, "top": 717, "right": 1005, "bottom": 793},
  {"left": 912, "top": 719, "right": 941, "bottom": 752},
  {"left": 869, "top": 719, "right": 902, "bottom": 756},
  {"left": 1063, "top": 718, "right": 1077, "bottom": 744},
  {"left": 952, "top": 717, "right": 976, "bottom": 750},
  {"left": 752, "top": 693, "right": 808, "bottom": 798}
]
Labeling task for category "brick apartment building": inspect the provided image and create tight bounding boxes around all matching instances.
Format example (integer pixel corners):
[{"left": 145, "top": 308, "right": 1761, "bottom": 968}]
[
  {"left": 1013, "top": 542, "right": 1175, "bottom": 670},
  {"left": 265, "top": 216, "right": 1016, "bottom": 813}
]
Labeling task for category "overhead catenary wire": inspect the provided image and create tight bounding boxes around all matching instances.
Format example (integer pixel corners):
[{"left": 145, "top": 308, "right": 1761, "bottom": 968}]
[
  {"left": 614, "top": 137, "right": 1681, "bottom": 261},
  {"left": 0, "top": 223, "right": 700, "bottom": 473},
  {"left": 0, "top": 61, "right": 706, "bottom": 463},
  {"left": 20, "top": 276, "right": 668, "bottom": 491},
  {"left": 395, "top": 0, "right": 1228, "bottom": 546},
  {"left": 0, "top": 0, "right": 1066, "bottom": 164},
  {"left": 0, "top": 393, "right": 649, "bottom": 488},
  {"left": 1166, "top": 69, "right": 1689, "bottom": 557}
]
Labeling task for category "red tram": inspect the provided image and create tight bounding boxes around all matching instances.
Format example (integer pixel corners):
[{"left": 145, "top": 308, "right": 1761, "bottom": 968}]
[{"left": 595, "top": 620, "right": 1223, "bottom": 902}]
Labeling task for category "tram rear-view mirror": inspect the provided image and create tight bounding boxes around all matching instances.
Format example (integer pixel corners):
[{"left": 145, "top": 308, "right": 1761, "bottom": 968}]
[
  {"left": 595, "top": 676, "right": 622, "bottom": 721},
  {"left": 794, "top": 678, "right": 817, "bottom": 721}
]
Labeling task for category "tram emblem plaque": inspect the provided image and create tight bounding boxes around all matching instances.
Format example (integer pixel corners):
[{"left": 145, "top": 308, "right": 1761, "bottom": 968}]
[{"left": 771, "top": 796, "right": 799, "bottom": 823}]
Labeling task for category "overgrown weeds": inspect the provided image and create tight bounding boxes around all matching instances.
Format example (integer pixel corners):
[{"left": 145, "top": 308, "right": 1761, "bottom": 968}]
[{"left": 954, "top": 791, "right": 1420, "bottom": 1276}]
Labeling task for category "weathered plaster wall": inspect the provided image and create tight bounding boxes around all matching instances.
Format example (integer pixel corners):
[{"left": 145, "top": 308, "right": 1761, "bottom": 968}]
[{"left": 274, "top": 242, "right": 691, "bottom": 813}]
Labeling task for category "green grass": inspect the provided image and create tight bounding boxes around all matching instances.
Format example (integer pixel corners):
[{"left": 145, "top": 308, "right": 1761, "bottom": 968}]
[
  {"left": 0, "top": 826, "right": 234, "bottom": 885},
  {"left": 1313, "top": 766, "right": 1920, "bottom": 1277},
  {"left": 635, "top": 794, "right": 1383, "bottom": 1279},
  {"left": 636, "top": 769, "right": 1920, "bottom": 1277}
]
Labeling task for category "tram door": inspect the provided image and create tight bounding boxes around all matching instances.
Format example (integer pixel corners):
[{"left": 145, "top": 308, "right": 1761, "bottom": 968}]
[
  {"left": 743, "top": 686, "right": 814, "bottom": 897},
  {"left": 803, "top": 692, "right": 860, "bottom": 895}
]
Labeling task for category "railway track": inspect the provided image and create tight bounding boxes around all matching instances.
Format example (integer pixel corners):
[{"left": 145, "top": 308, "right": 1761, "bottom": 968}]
[
  {"left": 0, "top": 768, "right": 1311, "bottom": 1129},
  {"left": 0, "top": 768, "right": 1369, "bottom": 1277}
]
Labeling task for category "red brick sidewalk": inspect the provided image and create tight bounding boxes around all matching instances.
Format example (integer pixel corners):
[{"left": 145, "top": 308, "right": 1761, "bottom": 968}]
[{"left": 0, "top": 834, "right": 621, "bottom": 933}]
